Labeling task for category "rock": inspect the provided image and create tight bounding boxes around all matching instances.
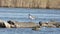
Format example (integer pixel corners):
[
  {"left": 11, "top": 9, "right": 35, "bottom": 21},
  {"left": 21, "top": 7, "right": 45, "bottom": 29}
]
[
  {"left": 0, "top": 20, "right": 6, "bottom": 28},
  {"left": 32, "top": 26, "right": 41, "bottom": 31},
  {"left": 7, "top": 20, "right": 15, "bottom": 25}
]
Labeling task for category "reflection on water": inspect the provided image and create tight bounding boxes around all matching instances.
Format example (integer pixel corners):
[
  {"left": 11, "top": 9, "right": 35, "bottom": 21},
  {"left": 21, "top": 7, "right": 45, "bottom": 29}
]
[{"left": 0, "top": 8, "right": 60, "bottom": 34}]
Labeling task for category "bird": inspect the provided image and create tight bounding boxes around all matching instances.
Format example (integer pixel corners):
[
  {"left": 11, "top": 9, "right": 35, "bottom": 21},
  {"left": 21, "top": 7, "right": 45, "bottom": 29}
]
[{"left": 28, "top": 14, "right": 35, "bottom": 22}]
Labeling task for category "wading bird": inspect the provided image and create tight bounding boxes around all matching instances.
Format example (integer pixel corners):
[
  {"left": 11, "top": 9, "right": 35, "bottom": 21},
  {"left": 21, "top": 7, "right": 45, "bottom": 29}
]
[{"left": 28, "top": 14, "right": 35, "bottom": 22}]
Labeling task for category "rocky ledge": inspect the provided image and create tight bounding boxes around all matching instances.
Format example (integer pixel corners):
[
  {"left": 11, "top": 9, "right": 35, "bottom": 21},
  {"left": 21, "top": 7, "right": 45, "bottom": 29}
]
[{"left": 0, "top": 20, "right": 60, "bottom": 30}]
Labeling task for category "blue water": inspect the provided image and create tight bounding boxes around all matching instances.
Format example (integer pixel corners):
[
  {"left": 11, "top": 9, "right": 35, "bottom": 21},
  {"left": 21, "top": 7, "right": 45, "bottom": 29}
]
[{"left": 0, "top": 8, "right": 60, "bottom": 34}]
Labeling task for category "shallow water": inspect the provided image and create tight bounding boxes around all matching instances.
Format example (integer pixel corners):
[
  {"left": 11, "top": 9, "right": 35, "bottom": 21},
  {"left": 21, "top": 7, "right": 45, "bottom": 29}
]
[
  {"left": 0, "top": 8, "right": 60, "bottom": 34},
  {"left": 0, "top": 28, "right": 60, "bottom": 34},
  {"left": 0, "top": 8, "right": 60, "bottom": 22}
]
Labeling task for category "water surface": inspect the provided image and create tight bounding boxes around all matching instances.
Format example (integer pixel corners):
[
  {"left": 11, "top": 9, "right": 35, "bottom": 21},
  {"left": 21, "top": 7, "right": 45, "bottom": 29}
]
[{"left": 0, "top": 8, "right": 60, "bottom": 34}]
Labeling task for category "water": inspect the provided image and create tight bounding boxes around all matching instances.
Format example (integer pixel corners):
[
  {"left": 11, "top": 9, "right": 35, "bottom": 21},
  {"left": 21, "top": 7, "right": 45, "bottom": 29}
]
[
  {"left": 0, "top": 28, "right": 60, "bottom": 34},
  {"left": 0, "top": 8, "right": 60, "bottom": 34}
]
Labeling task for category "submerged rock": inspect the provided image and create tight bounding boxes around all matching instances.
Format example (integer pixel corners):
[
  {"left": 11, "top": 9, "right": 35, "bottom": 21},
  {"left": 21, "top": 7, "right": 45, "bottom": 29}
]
[{"left": 32, "top": 26, "right": 41, "bottom": 31}]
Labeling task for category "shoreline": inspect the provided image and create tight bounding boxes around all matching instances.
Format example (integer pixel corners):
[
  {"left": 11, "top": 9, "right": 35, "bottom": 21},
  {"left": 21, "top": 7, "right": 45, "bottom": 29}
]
[{"left": 0, "top": 7, "right": 60, "bottom": 10}]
